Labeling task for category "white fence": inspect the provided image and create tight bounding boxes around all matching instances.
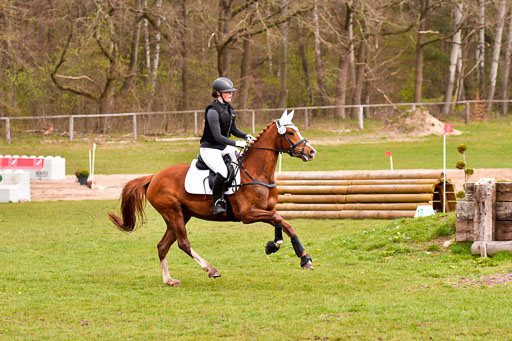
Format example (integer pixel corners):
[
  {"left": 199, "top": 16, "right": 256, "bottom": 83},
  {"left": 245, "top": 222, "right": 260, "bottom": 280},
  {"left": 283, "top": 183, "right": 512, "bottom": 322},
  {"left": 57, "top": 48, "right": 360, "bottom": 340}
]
[{"left": 0, "top": 99, "right": 510, "bottom": 144}]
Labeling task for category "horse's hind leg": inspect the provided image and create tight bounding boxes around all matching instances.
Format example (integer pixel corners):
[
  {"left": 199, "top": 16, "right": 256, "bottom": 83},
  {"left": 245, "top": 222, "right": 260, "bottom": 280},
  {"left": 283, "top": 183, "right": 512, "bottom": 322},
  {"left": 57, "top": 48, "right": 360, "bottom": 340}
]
[
  {"left": 164, "top": 205, "right": 221, "bottom": 278},
  {"left": 157, "top": 224, "right": 181, "bottom": 287}
]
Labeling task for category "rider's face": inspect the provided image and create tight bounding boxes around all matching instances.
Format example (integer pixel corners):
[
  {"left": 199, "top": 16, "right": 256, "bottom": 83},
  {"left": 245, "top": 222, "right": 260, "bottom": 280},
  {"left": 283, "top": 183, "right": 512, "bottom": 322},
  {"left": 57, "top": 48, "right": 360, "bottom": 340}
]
[{"left": 218, "top": 92, "right": 233, "bottom": 103}]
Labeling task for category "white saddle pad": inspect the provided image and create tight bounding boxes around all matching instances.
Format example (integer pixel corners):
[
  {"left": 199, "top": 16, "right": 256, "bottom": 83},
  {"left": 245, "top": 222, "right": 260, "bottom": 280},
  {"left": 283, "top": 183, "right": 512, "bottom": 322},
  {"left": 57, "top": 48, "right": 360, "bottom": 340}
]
[{"left": 184, "top": 159, "right": 240, "bottom": 195}]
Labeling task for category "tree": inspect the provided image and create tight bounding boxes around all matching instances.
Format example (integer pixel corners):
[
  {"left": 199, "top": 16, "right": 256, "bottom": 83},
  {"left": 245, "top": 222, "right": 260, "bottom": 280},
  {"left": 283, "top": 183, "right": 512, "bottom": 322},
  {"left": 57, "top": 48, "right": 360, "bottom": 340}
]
[
  {"left": 312, "top": 0, "right": 330, "bottom": 105},
  {"left": 51, "top": 0, "right": 145, "bottom": 114},
  {"left": 442, "top": 2, "right": 464, "bottom": 115},
  {"left": 487, "top": 0, "right": 507, "bottom": 113},
  {"left": 501, "top": 5, "right": 512, "bottom": 115}
]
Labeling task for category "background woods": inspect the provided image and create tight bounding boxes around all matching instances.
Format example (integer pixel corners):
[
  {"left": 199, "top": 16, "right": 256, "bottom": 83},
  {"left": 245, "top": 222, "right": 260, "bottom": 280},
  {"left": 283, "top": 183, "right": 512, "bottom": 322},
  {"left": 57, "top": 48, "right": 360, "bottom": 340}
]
[{"left": 1, "top": 0, "right": 512, "bottom": 119}]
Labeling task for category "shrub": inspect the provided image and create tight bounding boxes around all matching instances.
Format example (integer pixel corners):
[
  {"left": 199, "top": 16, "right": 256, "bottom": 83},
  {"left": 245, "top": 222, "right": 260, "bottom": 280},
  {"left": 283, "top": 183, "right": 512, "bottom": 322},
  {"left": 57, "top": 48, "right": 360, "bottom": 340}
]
[{"left": 77, "top": 170, "right": 89, "bottom": 178}]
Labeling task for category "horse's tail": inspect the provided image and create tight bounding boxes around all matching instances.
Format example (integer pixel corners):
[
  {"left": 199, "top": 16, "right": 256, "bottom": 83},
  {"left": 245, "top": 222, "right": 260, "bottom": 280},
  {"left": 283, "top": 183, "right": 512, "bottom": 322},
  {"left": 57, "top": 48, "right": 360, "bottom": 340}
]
[{"left": 108, "top": 175, "right": 154, "bottom": 233}]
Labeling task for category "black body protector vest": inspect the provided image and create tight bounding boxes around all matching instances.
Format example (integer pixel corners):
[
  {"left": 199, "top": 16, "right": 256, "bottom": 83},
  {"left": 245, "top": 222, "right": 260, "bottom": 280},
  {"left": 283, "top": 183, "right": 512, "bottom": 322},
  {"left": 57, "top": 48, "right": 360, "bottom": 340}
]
[{"left": 200, "top": 100, "right": 236, "bottom": 149}]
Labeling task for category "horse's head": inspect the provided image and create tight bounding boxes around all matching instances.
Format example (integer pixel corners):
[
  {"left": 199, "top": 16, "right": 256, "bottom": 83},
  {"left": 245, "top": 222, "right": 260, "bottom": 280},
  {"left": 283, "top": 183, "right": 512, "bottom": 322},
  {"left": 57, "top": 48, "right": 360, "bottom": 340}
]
[{"left": 275, "top": 110, "right": 316, "bottom": 161}]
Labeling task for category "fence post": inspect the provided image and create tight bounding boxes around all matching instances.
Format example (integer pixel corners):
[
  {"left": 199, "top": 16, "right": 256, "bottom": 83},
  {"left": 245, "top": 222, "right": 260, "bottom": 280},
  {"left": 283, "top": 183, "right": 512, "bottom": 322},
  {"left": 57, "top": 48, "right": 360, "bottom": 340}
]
[
  {"left": 251, "top": 110, "right": 255, "bottom": 134},
  {"left": 305, "top": 108, "right": 309, "bottom": 130},
  {"left": 69, "top": 116, "right": 74, "bottom": 141},
  {"left": 465, "top": 102, "right": 470, "bottom": 125},
  {"left": 358, "top": 106, "right": 364, "bottom": 130},
  {"left": 411, "top": 104, "right": 416, "bottom": 111},
  {"left": 194, "top": 111, "right": 198, "bottom": 136},
  {"left": 5, "top": 118, "right": 11, "bottom": 145},
  {"left": 132, "top": 114, "right": 137, "bottom": 140}
]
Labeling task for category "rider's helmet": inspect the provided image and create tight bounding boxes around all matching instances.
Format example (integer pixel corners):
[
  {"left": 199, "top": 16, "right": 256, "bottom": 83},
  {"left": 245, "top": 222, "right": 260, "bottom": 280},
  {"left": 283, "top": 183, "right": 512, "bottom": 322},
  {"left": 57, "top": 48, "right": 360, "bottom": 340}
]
[{"left": 212, "top": 77, "right": 237, "bottom": 98}]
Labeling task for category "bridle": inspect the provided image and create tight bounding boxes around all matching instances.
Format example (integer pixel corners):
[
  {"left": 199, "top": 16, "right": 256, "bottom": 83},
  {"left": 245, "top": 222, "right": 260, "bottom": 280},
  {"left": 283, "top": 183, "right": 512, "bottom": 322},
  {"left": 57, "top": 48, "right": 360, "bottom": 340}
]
[
  {"left": 245, "top": 122, "right": 309, "bottom": 159},
  {"left": 233, "top": 121, "right": 310, "bottom": 189}
]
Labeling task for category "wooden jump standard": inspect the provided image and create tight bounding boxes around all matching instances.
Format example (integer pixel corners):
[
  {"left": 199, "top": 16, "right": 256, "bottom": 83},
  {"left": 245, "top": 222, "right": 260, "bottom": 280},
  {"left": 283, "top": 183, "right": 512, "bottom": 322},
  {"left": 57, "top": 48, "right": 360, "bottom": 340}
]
[
  {"left": 275, "top": 170, "right": 456, "bottom": 219},
  {"left": 456, "top": 178, "right": 512, "bottom": 256}
]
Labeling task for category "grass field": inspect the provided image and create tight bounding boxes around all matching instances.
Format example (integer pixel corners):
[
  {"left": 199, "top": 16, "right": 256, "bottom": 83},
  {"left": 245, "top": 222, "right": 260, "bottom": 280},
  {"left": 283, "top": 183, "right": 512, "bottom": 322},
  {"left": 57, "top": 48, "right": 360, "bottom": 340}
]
[
  {"left": 2, "top": 201, "right": 512, "bottom": 340},
  {"left": 1, "top": 117, "right": 512, "bottom": 339},
  {"left": 1, "top": 117, "right": 511, "bottom": 174}
]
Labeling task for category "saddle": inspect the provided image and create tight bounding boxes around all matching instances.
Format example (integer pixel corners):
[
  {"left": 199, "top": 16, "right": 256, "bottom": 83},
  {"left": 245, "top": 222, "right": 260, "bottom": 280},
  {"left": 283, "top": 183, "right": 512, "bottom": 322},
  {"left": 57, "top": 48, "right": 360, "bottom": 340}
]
[{"left": 184, "top": 154, "right": 241, "bottom": 195}]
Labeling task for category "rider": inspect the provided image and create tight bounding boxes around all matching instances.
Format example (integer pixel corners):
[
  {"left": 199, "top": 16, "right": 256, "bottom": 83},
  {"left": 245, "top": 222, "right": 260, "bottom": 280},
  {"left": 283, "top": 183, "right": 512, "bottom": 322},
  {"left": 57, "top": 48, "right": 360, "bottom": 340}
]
[{"left": 200, "top": 77, "right": 256, "bottom": 215}]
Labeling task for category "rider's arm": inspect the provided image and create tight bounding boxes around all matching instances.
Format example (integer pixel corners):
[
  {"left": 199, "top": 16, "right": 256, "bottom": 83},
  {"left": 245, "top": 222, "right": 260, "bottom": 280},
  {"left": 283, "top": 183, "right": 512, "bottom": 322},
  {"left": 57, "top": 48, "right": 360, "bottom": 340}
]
[
  {"left": 230, "top": 121, "right": 247, "bottom": 139},
  {"left": 207, "top": 109, "right": 236, "bottom": 146}
]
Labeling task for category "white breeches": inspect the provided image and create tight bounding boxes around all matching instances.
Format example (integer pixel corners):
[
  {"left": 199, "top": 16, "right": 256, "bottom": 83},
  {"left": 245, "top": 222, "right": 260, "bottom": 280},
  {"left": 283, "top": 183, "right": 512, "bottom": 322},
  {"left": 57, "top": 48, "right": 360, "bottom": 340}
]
[{"left": 199, "top": 145, "right": 238, "bottom": 178}]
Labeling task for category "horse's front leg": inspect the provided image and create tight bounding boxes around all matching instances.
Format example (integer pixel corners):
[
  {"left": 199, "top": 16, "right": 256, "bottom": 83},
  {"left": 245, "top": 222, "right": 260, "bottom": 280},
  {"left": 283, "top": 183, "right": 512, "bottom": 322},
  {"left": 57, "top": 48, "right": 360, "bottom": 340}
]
[
  {"left": 280, "top": 219, "right": 314, "bottom": 270},
  {"left": 241, "top": 208, "right": 313, "bottom": 270}
]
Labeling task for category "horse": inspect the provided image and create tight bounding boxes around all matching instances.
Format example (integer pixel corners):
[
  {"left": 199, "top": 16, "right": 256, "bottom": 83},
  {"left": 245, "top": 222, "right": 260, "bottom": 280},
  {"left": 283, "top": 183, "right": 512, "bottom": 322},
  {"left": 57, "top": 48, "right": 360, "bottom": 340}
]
[{"left": 108, "top": 110, "right": 317, "bottom": 286}]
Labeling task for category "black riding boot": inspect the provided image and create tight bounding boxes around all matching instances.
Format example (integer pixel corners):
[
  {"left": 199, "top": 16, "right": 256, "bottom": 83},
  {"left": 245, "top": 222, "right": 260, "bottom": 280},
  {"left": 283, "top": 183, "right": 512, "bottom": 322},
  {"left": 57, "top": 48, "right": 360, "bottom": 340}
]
[{"left": 212, "top": 172, "right": 227, "bottom": 215}]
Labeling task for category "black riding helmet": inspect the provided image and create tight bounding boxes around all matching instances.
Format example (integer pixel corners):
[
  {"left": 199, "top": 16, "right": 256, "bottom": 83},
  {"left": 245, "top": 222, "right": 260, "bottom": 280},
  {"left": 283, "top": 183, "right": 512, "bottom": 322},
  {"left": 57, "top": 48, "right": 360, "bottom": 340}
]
[{"left": 212, "top": 77, "right": 237, "bottom": 98}]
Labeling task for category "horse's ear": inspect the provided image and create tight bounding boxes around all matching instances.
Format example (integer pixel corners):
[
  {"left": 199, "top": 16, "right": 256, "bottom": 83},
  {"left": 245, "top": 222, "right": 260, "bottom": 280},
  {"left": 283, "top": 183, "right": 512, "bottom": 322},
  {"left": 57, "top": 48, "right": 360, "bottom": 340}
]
[
  {"left": 288, "top": 110, "right": 295, "bottom": 121},
  {"left": 280, "top": 109, "right": 288, "bottom": 122}
]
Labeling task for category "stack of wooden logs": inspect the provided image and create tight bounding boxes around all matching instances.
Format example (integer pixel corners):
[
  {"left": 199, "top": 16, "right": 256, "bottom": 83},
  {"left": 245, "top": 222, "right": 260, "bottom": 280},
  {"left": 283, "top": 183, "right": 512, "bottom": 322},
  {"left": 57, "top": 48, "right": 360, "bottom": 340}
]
[
  {"left": 275, "top": 170, "right": 456, "bottom": 219},
  {"left": 456, "top": 178, "right": 512, "bottom": 256}
]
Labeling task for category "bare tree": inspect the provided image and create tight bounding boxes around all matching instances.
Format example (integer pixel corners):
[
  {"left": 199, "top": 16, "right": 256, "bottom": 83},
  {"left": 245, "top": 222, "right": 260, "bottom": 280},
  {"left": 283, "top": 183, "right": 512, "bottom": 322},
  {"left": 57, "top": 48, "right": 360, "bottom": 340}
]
[
  {"left": 51, "top": 0, "right": 144, "bottom": 114},
  {"left": 487, "top": 0, "right": 507, "bottom": 113},
  {"left": 501, "top": 5, "right": 512, "bottom": 115},
  {"left": 312, "top": 0, "right": 330, "bottom": 105},
  {"left": 477, "top": 0, "right": 485, "bottom": 95},
  {"left": 442, "top": 2, "right": 464, "bottom": 115},
  {"left": 278, "top": 0, "right": 289, "bottom": 108}
]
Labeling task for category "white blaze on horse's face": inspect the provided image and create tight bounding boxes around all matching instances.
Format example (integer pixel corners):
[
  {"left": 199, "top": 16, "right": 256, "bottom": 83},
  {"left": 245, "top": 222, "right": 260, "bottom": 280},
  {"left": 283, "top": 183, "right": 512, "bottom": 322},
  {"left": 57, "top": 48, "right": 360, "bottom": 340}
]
[{"left": 276, "top": 109, "right": 316, "bottom": 161}]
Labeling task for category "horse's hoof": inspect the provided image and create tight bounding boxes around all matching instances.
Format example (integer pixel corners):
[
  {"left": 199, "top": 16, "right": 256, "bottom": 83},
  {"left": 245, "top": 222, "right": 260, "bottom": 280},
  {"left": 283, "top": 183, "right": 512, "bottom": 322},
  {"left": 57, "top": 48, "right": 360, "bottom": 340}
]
[
  {"left": 300, "top": 254, "right": 314, "bottom": 270},
  {"left": 208, "top": 268, "right": 221, "bottom": 278},
  {"left": 302, "top": 261, "right": 314, "bottom": 270},
  {"left": 164, "top": 278, "right": 182, "bottom": 287},
  {"left": 265, "top": 241, "right": 280, "bottom": 255}
]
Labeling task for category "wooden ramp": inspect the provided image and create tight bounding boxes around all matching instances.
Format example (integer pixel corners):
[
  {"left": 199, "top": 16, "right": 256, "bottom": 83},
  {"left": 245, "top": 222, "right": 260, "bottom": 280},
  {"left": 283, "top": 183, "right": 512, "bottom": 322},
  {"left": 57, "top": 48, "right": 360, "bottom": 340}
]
[{"left": 275, "top": 170, "right": 456, "bottom": 219}]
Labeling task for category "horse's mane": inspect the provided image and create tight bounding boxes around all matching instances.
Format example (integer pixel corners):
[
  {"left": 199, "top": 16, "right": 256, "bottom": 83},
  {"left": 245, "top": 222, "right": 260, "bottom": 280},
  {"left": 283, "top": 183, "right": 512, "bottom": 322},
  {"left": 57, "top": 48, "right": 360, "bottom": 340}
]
[{"left": 253, "top": 120, "right": 276, "bottom": 143}]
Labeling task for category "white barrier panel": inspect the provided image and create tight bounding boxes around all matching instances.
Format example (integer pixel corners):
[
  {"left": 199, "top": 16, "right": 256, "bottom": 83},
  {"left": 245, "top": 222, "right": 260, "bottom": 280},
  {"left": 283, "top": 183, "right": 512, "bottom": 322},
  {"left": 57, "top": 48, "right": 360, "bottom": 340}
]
[
  {"left": 0, "top": 170, "right": 30, "bottom": 203},
  {"left": 0, "top": 155, "right": 66, "bottom": 180}
]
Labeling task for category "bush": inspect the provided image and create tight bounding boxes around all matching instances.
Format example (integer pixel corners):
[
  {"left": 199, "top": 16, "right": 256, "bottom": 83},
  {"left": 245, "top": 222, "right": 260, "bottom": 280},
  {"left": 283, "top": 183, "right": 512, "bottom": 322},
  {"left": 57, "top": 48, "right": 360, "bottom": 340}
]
[{"left": 77, "top": 170, "right": 89, "bottom": 178}]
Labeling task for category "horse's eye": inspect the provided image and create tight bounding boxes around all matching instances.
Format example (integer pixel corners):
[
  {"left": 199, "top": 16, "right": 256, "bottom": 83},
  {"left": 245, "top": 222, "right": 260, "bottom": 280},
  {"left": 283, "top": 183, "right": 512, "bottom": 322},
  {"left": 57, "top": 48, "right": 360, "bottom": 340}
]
[{"left": 287, "top": 131, "right": 294, "bottom": 136}]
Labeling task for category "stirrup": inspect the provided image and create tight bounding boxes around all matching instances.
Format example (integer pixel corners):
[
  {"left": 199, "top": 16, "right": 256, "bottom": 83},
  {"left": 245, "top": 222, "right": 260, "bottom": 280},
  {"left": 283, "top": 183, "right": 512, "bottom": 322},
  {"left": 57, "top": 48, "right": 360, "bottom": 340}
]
[{"left": 212, "top": 199, "right": 227, "bottom": 215}]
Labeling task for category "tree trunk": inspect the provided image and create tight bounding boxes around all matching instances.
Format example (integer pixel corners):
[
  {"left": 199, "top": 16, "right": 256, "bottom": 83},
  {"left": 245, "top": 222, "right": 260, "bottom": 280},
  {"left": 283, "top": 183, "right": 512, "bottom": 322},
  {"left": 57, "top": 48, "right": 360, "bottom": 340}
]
[
  {"left": 144, "top": 0, "right": 151, "bottom": 74},
  {"left": 334, "top": 54, "right": 349, "bottom": 120},
  {"left": 313, "top": 0, "right": 329, "bottom": 105},
  {"left": 217, "top": 0, "right": 231, "bottom": 76},
  {"left": 353, "top": 42, "right": 367, "bottom": 108},
  {"left": 347, "top": 4, "right": 356, "bottom": 101},
  {"left": 442, "top": 2, "right": 463, "bottom": 115},
  {"left": 414, "top": 17, "right": 426, "bottom": 103},
  {"left": 151, "top": 0, "right": 162, "bottom": 100},
  {"left": 298, "top": 26, "right": 312, "bottom": 105},
  {"left": 239, "top": 38, "right": 251, "bottom": 109},
  {"left": 501, "top": 6, "right": 512, "bottom": 115},
  {"left": 278, "top": 0, "right": 288, "bottom": 109},
  {"left": 454, "top": 42, "right": 465, "bottom": 101},
  {"left": 478, "top": 0, "right": 486, "bottom": 95},
  {"left": 179, "top": 0, "right": 190, "bottom": 111},
  {"left": 487, "top": 0, "right": 507, "bottom": 113}
]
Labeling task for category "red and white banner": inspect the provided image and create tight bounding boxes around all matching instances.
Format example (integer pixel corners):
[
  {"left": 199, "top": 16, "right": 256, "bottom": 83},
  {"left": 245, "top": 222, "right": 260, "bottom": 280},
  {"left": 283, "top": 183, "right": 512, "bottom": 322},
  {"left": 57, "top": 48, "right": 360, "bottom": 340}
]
[{"left": 0, "top": 157, "right": 45, "bottom": 170}]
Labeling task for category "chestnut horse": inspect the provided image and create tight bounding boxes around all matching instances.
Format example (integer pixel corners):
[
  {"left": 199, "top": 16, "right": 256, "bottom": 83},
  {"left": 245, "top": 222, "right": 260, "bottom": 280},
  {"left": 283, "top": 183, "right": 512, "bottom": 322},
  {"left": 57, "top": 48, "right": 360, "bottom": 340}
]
[{"left": 108, "top": 110, "right": 316, "bottom": 286}]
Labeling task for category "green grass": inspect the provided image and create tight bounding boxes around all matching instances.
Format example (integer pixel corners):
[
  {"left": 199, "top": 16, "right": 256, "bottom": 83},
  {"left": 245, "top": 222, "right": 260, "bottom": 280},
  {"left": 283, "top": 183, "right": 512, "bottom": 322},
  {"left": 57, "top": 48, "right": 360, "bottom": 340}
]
[
  {"left": 2, "top": 201, "right": 512, "bottom": 339},
  {"left": 1, "top": 117, "right": 512, "bottom": 174}
]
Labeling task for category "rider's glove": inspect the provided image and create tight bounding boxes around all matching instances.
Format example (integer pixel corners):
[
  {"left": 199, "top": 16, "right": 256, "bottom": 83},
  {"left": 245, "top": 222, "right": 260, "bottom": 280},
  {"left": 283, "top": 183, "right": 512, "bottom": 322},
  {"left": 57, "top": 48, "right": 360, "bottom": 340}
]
[
  {"left": 235, "top": 140, "right": 247, "bottom": 148},
  {"left": 245, "top": 134, "right": 256, "bottom": 143}
]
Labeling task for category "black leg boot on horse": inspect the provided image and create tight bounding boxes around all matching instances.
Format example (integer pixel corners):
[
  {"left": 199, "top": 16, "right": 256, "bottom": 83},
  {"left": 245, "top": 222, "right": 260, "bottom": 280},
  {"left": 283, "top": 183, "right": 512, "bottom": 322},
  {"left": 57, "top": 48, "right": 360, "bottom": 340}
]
[{"left": 212, "top": 172, "right": 227, "bottom": 215}]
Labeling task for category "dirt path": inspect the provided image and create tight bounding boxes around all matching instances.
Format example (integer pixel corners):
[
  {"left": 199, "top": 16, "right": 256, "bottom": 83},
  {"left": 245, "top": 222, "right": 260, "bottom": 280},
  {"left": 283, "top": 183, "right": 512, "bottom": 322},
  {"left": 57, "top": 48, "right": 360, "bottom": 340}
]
[{"left": 30, "top": 169, "right": 512, "bottom": 202}]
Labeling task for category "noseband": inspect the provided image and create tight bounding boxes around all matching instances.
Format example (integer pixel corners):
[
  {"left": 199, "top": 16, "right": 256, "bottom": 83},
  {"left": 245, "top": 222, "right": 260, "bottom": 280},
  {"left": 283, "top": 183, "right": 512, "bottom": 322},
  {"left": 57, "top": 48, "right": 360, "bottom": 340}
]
[{"left": 279, "top": 127, "right": 308, "bottom": 158}]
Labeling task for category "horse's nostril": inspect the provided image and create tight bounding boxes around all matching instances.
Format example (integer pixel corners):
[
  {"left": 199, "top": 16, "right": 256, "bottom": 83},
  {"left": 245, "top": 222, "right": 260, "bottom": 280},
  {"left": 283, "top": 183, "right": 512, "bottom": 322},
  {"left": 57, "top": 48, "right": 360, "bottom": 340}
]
[{"left": 310, "top": 149, "right": 316, "bottom": 156}]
